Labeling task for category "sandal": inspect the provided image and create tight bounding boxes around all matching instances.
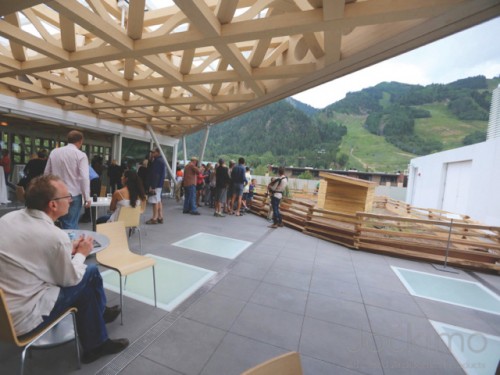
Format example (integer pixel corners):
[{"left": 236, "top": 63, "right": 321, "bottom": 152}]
[
  {"left": 145, "top": 218, "right": 158, "bottom": 225},
  {"left": 157, "top": 218, "right": 164, "bottom": 224}
]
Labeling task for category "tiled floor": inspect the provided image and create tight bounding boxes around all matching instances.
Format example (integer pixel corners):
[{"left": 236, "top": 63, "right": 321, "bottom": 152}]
[{"left": 1, "top": 197, "right": 499, "bottom": 375}]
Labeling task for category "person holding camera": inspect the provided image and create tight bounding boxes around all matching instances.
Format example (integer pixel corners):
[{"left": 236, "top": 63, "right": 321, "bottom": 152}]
[
  {"left": 267, "top": 166, "right": 288, "bottom": 228},
  {"left": 183, "top": 156, "right": 200, "bottom": 215}
]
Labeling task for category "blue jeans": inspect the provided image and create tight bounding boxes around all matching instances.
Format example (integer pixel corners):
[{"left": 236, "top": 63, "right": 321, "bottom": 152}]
[
  {"left": 27, "top": 265, "right": 108, "bottom": 352},
  {"left": 183, "top": 185, "right": 198, "bottom": 213},
  {"left": 271, "top": 196, "right": 282, "bottom": 224},
  {"left": 59, "top": 194, "right": 82, "bottom": 229}
]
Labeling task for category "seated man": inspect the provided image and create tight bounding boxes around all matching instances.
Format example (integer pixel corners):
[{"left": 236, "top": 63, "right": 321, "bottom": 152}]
[{"left": 0, "top": 174, "right": 128, "bottom": 364}]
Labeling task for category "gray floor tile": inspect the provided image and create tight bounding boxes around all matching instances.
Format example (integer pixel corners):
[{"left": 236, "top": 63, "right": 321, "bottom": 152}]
[
  {"left": 415, "top": 297, "right": 500, "bottom": 335},
  {"left": 306, "top": 292, "right": 371, "bottom": 331},
  {"left": 279, "top": 245, "right": 317, "bottom": 262},
  {"left": 210, "top": 274, "right": 260, "bottom": 301},
  {"left": 300, "top": 317, "right": 383, "bottom": 375},
  {"left": 356, "top": 268, "right": 408, "bottom": 293},
  {"left": 263, "top": 265, "right": 312, "bottom": 292},
  {"left": 272, "top": 256, "right": 314, "bottom": 275},
  {"left": 360, "top": 284, "right": 424, "bottom": 316},
  {"left": 310, "top": 274, "right": 362, "bottom": 302},
  {"left": 142, "top": 317, "right": 226, "bottom": 375},
  {"left": 374, "top": 335, "right": 465, "bottom": 375},
  {"left": 229, "top": 259, "right": 271, "bottom": 280},
  {"left": 301, "top": 355, "right": 366, "bottom": 375},
  {"left": 120, "top": 356, "right": 183, "bottom": 375},
  {"left": 250, "top": 282, "right": 308, "bottom": 315},
  {"left": 230, "top": 302, "right": 303, "bottom": 351},
  {"left": 238, "top": 251, "right": 277, "bottom": 267},
  {"left": 200, "top": 333, "right": 286, "bottom": 375},
  {"left": 183, "top": 291, "right": 246, "bottom": 330},
  {"left": 365, "top": 305, "right": 450, "bottom": 353}
]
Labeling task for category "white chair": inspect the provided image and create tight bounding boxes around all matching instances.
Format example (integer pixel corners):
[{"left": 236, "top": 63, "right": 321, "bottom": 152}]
[
  {"left": 96, "top": 221, "right": 157, "bottom": 325},
  {"left": 241, "top": 352, "right": 303, "bottom": 375},
  {"left": 0, "top": 289, "right": 80, "bottom": 375}
]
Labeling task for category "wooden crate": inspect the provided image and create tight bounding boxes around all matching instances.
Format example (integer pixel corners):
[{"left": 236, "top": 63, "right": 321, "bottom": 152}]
[{"left": 317, "top": 172, "right": 376, "bottom": 214}]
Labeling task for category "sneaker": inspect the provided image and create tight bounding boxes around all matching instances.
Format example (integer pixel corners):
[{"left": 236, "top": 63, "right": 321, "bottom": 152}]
[
  {"left": 213, "top": 212, "right": 218, "bottom": 217},
  {"left": 278, "top": 223, "right": 284, "bottom": 227},
  {"left": 103, "top": 305, "right": 121, "bottom": 324},
  {"left": 182, "top": 210, "right": 189, "bottom": 214},
  {"left": 190, "top": 211, "right": 200, "bottom": 215},
  {"left": 268, "top": 224, "right": 278, "bottom": 229},
  {"left": 82, "top": 338, "right": 129, "bottom": 364}
]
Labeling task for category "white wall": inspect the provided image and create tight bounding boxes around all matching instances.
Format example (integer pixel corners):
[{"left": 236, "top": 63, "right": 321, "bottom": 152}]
[{"left": 406, "top": 137, "right": 500, "bottom": 226}]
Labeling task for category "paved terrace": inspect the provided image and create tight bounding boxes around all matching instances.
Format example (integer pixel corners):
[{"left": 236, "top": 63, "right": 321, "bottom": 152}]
[{"left": 1, "top": 195, "right": 499, "bottom": 375}]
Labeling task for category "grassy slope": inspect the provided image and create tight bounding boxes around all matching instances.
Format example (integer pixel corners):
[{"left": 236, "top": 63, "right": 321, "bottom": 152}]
[
  {"left": 335, "top": 113, "right": 415, "bottom": 172},
  {"left": 414, "top": 103, "right": 487, "bottom": 149}
]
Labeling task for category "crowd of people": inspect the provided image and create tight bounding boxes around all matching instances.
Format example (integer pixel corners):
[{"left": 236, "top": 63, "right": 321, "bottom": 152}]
[{"left": 0, "top": 129, "right": 290, "bottom": 369}]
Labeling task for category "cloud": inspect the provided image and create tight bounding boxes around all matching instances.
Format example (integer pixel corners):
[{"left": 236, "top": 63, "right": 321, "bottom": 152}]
[{"left": 293, "top": 18, "right": 500, "bottom": 108}]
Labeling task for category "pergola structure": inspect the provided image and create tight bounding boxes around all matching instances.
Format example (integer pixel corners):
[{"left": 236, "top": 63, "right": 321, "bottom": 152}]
[{"left": 0, "top": 0, "right": 498, "bottom": 141}]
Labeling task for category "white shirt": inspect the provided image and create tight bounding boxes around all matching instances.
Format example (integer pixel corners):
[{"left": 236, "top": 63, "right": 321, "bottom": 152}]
[
  {"left": 45, "top": 143, "right": 90, "bottom": 201},
  {"left": 0, "top": 209, "right": 86, "bottom": 335}
]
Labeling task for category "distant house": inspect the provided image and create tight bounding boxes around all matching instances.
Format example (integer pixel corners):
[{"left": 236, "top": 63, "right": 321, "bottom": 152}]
[{"left": 406, "top": 84, "right": 500, "bottom": 226}]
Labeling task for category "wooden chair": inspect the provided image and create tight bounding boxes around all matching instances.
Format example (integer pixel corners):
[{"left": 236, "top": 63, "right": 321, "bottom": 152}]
[
  {"left": 241, "top": 352, "right": 303, "bottom": 375},
  {"left": 99, "top": 185, "right": 107, "bottom": 197},
  {"left": 0, "top": 289, "right": 81, "bottom": 375},
  {"left": 117, "top": 205, "right": 143, "bottom": 254},
  {"left": 96, "top": 221, "right": 157, "bottom": 325}
]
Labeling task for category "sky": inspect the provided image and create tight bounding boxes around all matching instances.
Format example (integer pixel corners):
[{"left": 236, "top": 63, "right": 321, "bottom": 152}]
[{"left": 292, "top": 17, "right": 500, "bottom": 109}]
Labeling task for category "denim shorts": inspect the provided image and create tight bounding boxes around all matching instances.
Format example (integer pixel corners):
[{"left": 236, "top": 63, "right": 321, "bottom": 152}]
[{"left": 233, "top": 183, "right": 244, "bottom": 197}]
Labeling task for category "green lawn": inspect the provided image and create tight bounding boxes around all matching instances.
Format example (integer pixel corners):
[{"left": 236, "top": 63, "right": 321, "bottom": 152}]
[
  {"left": 335, "top": 113, "right": 415, "bottom": 172},
  {"left": 414, "top": 104, "right": 487, "bottom": 149}
]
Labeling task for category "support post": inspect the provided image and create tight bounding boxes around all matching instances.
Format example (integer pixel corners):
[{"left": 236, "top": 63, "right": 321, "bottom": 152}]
[
  {"left": 199, "top": 125, "right": 210, "bottom": 164},
  {"left": 182, "top": 135, "right": 187, "bottom": 166},
  {"left": 146, "top": 124, "right": 175, "bottom": 186}
]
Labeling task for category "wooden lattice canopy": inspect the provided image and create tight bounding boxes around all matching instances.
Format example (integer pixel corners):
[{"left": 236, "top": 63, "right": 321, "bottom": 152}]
[{"left": 0, "top": 0, "right": 498, "bottom": 138}]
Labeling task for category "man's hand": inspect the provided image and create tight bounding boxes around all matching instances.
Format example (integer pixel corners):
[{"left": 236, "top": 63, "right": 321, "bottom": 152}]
[
  {"left": 84, "top": 199, "right": 92, "bottom": 208},
  {"left": 72, "top": 235, "right": 94, "bottom": 257}
]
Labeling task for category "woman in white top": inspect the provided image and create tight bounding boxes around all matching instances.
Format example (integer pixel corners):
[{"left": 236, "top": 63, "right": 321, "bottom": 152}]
[{"left": 97, "top": 170, "right": 146, "bottom": 224}]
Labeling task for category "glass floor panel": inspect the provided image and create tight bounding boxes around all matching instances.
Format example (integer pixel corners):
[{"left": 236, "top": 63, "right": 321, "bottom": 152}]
[
  {"left": 172, "top": 232, "right": 252, "bottom": 259},
  {"left": 392, "top": 267, "right": 500, "bottom": 315},
  {"left": 430, "top": 320, "right": 500, "bottom": 375},
  {"left": 102, "top": 254, "right": 216, "bottom": 311}
]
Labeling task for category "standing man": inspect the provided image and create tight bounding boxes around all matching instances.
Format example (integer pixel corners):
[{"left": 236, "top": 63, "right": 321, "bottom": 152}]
[
  {"left": 230, "top": 157, "right": 247, "bottom": 216},
  {"left": 146, "top": 147, "right": 166, "bottom": 224},
  {"left": 214, "top": 158, "right": 229, "bottom": 217},
  {"left": 0, "top": 175, "right": 128, "bottom": 364},
  {"left": 107, "top": 159, "right": 123, "bottom": 193},
  {"left": 45, "top": 130, "right": 90, "bottom": 229},
  {"left": 183, "top": 156, "right": 200, "bottom": 215},
  {"left": 267, "top": 166, "right": 288, "bottom": 228}
]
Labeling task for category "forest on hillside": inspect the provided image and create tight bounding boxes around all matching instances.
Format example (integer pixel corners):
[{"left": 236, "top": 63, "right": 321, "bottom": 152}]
[{"left": 184, "top": 75, "right": 498, "bottom": 173}]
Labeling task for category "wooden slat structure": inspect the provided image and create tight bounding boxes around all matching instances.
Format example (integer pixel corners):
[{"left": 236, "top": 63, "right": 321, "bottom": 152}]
[
  {"left": 0, "top": 1, "right": 498, "bottom": 138},
  {"left": 250, "top": 193, "right": 500, "bottom": 273}
]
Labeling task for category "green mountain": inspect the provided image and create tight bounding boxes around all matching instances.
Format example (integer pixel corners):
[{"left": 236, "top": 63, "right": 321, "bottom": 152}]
[{"left": 184, "top": 75, "right": 499, "bottom": 172}]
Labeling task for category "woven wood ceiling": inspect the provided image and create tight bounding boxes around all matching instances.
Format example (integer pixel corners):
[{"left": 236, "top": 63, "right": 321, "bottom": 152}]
[{"left": 0, "top": 0, "right": 498, "bottom": 138}]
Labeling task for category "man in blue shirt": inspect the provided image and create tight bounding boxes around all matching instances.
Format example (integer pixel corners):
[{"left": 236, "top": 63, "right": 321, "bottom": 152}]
[
  {"left": 230, "top": 157, "right": 247, "bottom": 216},
  {"left": 146, "top": 148, "right": 166, "bottom": 224}
]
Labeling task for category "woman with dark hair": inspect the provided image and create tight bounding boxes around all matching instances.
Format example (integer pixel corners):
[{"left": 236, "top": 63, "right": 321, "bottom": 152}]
[{"left": 96, "top": 170, "right": 146, "bottom": 224}]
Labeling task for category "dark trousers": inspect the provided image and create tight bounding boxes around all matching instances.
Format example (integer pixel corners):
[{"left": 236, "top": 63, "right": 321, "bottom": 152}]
[
  {"left": 26, "top": 265, "right": 108, "bottom": 352},
  {"left": 271, "top": 196, "right": 282, "bottom": 224}
]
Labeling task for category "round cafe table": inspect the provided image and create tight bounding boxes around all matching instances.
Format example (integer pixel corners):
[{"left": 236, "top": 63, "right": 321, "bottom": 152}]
[{"left": 63, "top": 229, "right": 109, "bottom": 255}]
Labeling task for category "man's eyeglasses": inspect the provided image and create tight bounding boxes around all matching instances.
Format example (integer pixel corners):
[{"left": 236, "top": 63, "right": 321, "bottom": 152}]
[{"left": 52, "top": 195, "right": 73, "bottom": 201}]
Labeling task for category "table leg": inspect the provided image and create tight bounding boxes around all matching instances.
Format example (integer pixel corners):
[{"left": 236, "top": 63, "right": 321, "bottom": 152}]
[{"left": 91, "top": 206, "right": 97, "bottom": 231}]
